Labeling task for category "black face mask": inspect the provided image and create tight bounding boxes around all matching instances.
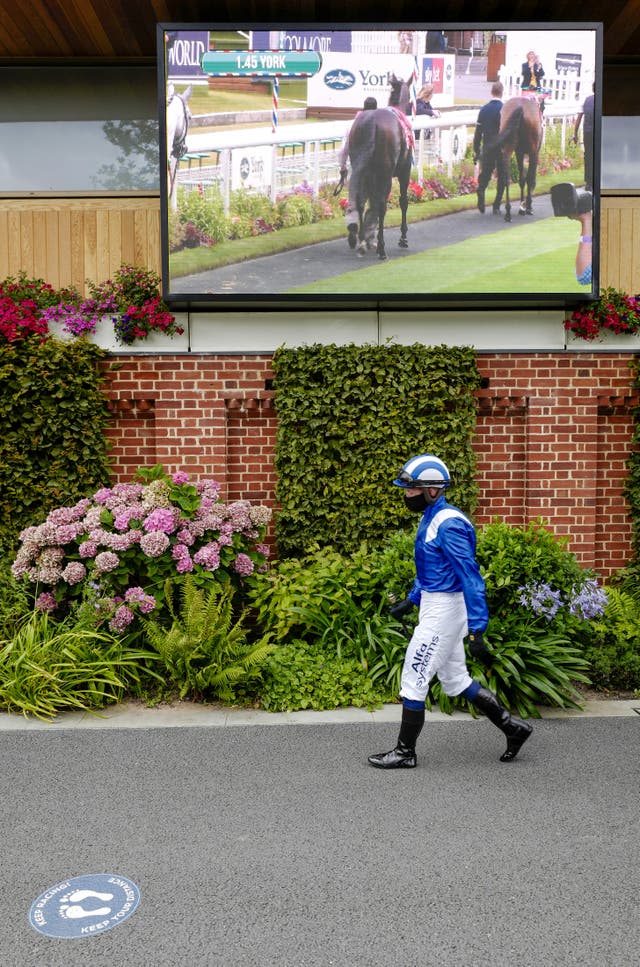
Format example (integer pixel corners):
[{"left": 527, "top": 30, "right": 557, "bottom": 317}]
[{"left": 404, "top": 492, "right": 428, "bottom": 513}]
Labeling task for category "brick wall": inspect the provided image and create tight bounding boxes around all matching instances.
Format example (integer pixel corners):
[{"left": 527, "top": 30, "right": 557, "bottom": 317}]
[{"left": 101, "top": 351, "right": 639, "bottom": 578}]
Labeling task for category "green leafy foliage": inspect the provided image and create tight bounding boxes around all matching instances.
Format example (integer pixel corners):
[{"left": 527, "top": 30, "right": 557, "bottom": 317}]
[
  {"left": 584, "top": 587, "right": 640, "bottom": 690},
  {"left": 446, "top": 617, "right": 592, "bottom": 719},
  {"left": 258, "top": 641, "right": 390, "bottom": 712},
  {"left": 476, "top": 518, "right": 589, "bottom": 616},
  {"left": 0, "top": 610, "right": 160, "bottom": 720},
  {"left": 272, "top": 342, "right": 480, "bottom": 556},
  {"left": 143, "top": 575, "right": 274, "bottom": 702},
  {"left": 0, "top": 338, "right": 111, "bottom": 557}
]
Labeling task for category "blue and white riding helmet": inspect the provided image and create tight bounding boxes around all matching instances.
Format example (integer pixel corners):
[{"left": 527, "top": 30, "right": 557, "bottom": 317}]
[{"left": 393, "top": 454, "right": 451, "bottom": 489}]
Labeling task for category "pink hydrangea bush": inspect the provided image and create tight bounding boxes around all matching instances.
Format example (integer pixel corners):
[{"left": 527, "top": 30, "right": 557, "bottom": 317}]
[{"left": 11, "top": 465, "right": 271, "bottom": 634}]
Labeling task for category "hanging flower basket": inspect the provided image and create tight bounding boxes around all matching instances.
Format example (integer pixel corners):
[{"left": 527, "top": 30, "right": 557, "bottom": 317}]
[{"left": 564, "top": 287, "right": 640, "bottom": 341}]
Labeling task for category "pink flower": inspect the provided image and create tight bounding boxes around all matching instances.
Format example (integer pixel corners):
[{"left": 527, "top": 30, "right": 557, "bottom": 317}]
[
  {"left": 94, "top": 551, "right": 120, "bottom": 573},
  {"left": 124, "top": 587, "right": 157, "bottom": 613},
  {"left": 233, "top": 553, "right": 254, "bottom": 576},
  {"left": 61, "top": 562, "right": 87, "bottom": 585},
  {"left": 193, "top": 543, "right": 220, "bottom": 570},
  {"left": 35, "top": 591, "right": 58, "bottom": 612},
  {"left": 109, "top": 605, "right": 135, "bottom": 633},
  {"left": 143, "top": 507, "right": 177, "bottom": 534},
  {"left": 55, "top": 524, "right": 83, "bottom": 544},
  {"left": 140, "top": 531, "right": 170, "bottom": 557},
  {"left": 172, "top": 471, "right": 190, "bottom": 484},
  {"left": 78, "top": 541, "right": 99, "bottom": 559}
]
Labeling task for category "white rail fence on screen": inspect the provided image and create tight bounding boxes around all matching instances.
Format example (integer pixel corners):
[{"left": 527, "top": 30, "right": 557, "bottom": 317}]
[{"left": 176, "top": 100, "right": 581, "bottom": 214}]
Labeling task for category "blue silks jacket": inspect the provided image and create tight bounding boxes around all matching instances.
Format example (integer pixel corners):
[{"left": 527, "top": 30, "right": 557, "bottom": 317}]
[{"left": 407, "top": 493, "right": 489, "bottom": 632}]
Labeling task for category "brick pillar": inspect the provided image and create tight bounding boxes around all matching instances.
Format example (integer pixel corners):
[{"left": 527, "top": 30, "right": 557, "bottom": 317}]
[{"left": 525, "top": 389, "right": 599, "bottom": 569}]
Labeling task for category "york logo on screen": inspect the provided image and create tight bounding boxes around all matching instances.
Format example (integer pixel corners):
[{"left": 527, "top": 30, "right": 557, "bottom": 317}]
[{"left": 324, "top": 69, "right": 355, "bottom": 90}]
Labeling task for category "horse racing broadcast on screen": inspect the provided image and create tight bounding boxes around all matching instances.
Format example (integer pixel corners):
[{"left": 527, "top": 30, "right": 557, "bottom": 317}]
[{"left": 158, "top": 23, "right": 602, "bottom": 308}]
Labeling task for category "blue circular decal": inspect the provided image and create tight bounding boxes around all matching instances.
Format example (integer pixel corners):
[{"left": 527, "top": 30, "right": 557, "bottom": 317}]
[
  {"left": 29, "top": 873, "right": 140, "bottom": 939},
  {"left": 324, "top": 69, "right": 356, "bottom": 90}
]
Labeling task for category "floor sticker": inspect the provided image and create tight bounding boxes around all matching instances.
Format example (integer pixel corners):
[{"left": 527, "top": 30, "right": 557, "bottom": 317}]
[{"left": 29, "top": 873, "right": 140, "bottom": 939}]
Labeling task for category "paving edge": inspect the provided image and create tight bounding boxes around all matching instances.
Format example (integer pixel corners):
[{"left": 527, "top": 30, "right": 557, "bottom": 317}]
[{"left": 0, "top": 699, "right": 637, "bottom": 731}]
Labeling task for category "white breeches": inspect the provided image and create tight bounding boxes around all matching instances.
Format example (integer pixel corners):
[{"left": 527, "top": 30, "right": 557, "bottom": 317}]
[{"left": 400, "top": 591, "right": 473, "bottom": 702}]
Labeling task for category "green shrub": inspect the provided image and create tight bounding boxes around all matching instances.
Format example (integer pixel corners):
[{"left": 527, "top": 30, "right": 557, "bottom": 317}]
[
  {"left": 258, "top": 640, "right": 389, "bottom": 711},
  {"left": 277, "top": 192, "right": 315, "bottom": 226},
  {"left": 476, "top": 518, "right": 591, "bottom": 617},
  {"left": 178, "top": 185, "right": 228, "bottom": 243},
  {"left": 250, "top": 520, "right": 599, "bottom": 715}
]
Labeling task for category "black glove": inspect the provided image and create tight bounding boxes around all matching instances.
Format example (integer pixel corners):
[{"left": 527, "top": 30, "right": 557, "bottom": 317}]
[
  {"left": 389, "top": 597, "right": 414, "bottom": 620},
  {"left": 466, "top": 631, "right": 492, "bottom": 665}
]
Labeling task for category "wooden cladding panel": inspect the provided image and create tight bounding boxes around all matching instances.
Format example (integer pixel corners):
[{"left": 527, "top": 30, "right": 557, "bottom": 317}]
[
  {"left": 600, "top": 196, "right": 640, "bottom": 293},
  {"left": 0, "top": 193, "right": 638, "bottom": 295},
  {"left": 0, "top": 197, "right": 161, "bottom": 293}
]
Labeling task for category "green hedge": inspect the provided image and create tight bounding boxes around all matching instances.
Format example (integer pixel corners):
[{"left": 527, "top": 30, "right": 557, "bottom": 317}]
[
  {"left": 272, "top": 342, "right": 481, "bottom": 556},
  {"left": 0, "top": 338, "right": 111, "bottom": 555}
]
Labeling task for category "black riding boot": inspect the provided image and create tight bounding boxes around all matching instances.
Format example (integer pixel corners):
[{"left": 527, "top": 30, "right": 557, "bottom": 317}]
[
  {"left": 471, "top": 686, "right": 532, "bottom": 762},
  {"left": 368, "top": 706, "right": 424, "bottom": 769}
]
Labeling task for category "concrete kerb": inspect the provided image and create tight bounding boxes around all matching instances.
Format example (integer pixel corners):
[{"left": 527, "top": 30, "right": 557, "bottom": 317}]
[{"left": 0, "top": 698, "right": 637, "bottom": 731}]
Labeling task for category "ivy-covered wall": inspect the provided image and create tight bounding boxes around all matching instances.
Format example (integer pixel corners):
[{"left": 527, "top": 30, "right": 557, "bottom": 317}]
[
  {"left": 0, "top": 339, "right": 111, "bottom": 554},
  {"left": 272, "top": 343, "right": 480, "bottom": 556}
]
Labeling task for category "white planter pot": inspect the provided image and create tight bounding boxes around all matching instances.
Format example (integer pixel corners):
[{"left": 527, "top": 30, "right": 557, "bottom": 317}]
[
  {"left": 93, "top": 314, "right": 190, "bottom": 353},
  {"left": 565, "top": 328, "right": 640, "bottom": 351}
]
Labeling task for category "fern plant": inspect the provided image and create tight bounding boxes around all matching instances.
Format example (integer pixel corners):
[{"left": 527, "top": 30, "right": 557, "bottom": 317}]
[
  {"left": 585, "top": 586, "right": 640, "bottom": 690},
  {"left": 143, "top": 576, "right": 274, "bottom": 701}
]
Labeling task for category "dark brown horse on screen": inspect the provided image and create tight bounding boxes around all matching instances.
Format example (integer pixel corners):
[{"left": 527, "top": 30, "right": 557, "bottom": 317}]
[
  {"left": 344, "top": 74, "right": 413, "bottom": 259},
  {"left": 492, "top": 95, "right": 543, "bottom": 222}
]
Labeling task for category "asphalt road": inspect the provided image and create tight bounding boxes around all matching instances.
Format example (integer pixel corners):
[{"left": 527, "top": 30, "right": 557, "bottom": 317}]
[
  {"left": 174, "top": 193, "right": 556, "bottom": 297},
  {"left": 3, "top": 713, "right": 639, "bottom": 966}
]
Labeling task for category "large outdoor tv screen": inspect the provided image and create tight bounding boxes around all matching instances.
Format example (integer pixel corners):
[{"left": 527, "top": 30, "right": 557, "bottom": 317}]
[{"left": 158, "top": 23, "right": 602, "bottom": 308}]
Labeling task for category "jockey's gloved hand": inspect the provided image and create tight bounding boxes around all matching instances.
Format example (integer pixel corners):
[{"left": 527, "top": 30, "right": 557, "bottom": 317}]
[
  {"left": 389, "top": 598, "right": 414, "bottom": 620},
  {"left": 465, "top": 631, "right": 492, "bottom": 665}
]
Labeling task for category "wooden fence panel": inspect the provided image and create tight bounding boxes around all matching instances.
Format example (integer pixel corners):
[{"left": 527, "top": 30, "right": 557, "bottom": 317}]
[
  {"left": 0, "top": 196, "right": 161, "bottom": 293},
  {"left": 0, "top": 192, "right": 638, "bottom": 295},
  {"left": 600, "top": 194, "right": 640, "bottom": 293}
]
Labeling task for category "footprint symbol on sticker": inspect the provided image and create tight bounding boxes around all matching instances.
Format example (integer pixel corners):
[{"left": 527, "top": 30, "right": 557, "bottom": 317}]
[{"left": 59, "top": 889, "right": 113, "bottom": 919}]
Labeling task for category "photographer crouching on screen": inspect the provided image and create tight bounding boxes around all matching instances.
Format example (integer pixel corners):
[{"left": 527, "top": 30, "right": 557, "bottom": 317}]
[{"left": 551, "top": 182, "right": 593, "bottom": 287}]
